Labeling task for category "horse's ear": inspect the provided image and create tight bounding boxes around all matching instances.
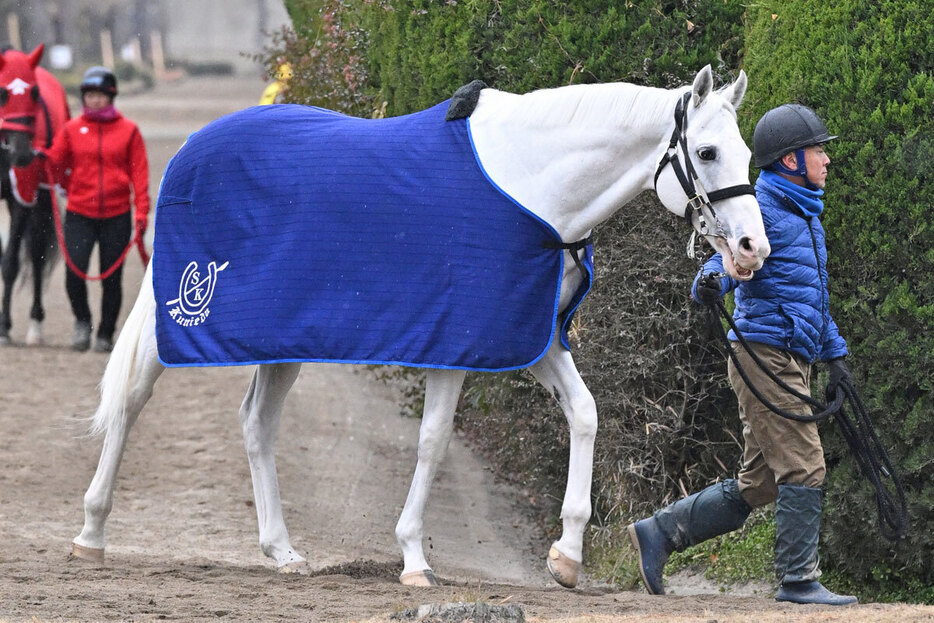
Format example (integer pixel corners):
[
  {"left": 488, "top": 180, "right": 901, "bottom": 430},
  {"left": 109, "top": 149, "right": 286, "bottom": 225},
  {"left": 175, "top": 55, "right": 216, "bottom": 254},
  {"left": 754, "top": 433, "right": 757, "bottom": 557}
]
[
  {"left": 691, "top": 65, "right": 713, "bottom": 108},
  {"left": 26, "top": 44, "right": 44, "bottom": 69},
  {"left": 717, "top": 70, "right": 748, "bottom": 110}
]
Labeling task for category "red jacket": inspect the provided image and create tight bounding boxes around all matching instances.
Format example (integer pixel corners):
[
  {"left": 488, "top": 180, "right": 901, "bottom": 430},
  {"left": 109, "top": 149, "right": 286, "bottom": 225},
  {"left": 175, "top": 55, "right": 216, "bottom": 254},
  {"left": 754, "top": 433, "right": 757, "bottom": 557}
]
[{"left": 46, "top": 111, "right": 150, "bottom": 222}]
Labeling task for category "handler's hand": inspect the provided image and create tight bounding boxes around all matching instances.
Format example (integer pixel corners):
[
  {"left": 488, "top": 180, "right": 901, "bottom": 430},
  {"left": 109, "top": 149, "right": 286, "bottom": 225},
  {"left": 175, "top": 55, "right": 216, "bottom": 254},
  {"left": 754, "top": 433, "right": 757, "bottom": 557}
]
[
  {"left": 694, "top": 273, "right": 722, "bottom": 306},
  {"left": 825, "top": 357, "right": 851, "bottom": 401},
  {"left": 134, "top": 217, "right": 147, "bottom": 241}
]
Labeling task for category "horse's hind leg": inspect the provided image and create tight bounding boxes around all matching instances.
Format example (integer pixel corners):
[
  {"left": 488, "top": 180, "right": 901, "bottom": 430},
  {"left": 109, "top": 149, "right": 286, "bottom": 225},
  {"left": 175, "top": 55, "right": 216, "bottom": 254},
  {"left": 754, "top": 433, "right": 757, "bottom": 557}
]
[
  {"left": 73, "top": 309, "right": 164, "bottom": 560},
  {"left": 529, "top": 336, "right": 597, "bottom": 589},
  {"left": 396, "top": 369, "right": 466, "bottom": 586},
  {"left": 239, "top": 362, "right": 306, "bottom": 572}
]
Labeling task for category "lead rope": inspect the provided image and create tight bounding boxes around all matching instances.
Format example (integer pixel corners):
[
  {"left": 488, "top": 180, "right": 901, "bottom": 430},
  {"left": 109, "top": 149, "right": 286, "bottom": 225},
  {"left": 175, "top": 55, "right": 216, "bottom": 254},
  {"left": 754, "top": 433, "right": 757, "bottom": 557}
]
[
  {"left": 699, "top": 272, "right": 908, "bottom": 541},
  {"left": 43, "top": 158, "right": 149, "bottom": 281}
]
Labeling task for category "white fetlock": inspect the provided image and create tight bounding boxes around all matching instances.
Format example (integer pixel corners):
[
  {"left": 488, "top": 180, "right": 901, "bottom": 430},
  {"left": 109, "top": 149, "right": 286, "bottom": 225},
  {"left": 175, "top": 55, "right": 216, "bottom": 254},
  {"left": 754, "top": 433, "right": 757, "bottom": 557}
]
[
  {"left": 25, "top": 320, "right": 43, "bottom": 346},
  {"left": 71, "top": 542, "right": 105, "bottom": 563},
  {"left": 547, "top": 545, "right": 581, "bottom": 588},
  {"left": 399, "top": 569, "right": 441, "bottom": 587},
  {"left": 278, "top": 560, "right": 310, "bottom": 575}
]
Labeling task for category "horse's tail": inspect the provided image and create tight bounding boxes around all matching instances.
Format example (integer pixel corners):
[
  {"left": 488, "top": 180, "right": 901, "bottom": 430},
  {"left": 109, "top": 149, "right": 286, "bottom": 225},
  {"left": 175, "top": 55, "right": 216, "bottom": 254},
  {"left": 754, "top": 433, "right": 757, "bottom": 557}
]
[
  {"left": 42, "top": 187, "right": 62, "bottom": 284},
  {"left": 41, "top": 229, "right": 60, "bottom": 286},
  {"left": 88, "top": 261, "right": 156, "bottom": 437}
]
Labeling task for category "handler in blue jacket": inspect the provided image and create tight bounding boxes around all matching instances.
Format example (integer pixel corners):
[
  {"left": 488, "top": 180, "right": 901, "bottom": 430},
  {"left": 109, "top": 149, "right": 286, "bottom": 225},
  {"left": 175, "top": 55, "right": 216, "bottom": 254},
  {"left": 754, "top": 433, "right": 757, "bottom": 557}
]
[{"left": 627, "top": 104, "right": 857, "bottom": 606}]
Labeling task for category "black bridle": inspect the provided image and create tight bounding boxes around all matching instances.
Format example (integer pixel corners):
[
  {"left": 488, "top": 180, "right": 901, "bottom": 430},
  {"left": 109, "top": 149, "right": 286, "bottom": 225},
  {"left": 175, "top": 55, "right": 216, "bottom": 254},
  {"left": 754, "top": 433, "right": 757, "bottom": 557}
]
[
  {"left": 0, "top": 96, "right": 48, "bottom": 163},
  {"left": 653, "top": 91, "right": 756, "bottom": 258}
]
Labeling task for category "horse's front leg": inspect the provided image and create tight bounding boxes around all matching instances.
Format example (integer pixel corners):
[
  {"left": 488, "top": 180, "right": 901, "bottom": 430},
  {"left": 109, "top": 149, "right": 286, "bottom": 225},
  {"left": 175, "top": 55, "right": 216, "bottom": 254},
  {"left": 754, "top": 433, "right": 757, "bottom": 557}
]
[
  {"left": 239, "top": 362, "right": 305, "bottom": 572},
  {"left": 0, "top": 203, "right": 27, "bottom": 343},
  {"left": 24, "top": 193, "right": 54, "bottom": 345},
  {"left": 396, "top": 368, "right": 466, "bottom": 586},
  {"left": 530, "top": 336, "right": 598, "bottom": 589}
]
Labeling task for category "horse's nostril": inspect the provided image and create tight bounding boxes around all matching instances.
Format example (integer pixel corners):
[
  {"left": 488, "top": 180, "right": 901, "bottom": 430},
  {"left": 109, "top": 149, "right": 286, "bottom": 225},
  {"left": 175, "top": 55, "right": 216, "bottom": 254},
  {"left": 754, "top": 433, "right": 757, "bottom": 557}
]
[{"left": 739, "top": 236, "right": 753, "bottom": 252}]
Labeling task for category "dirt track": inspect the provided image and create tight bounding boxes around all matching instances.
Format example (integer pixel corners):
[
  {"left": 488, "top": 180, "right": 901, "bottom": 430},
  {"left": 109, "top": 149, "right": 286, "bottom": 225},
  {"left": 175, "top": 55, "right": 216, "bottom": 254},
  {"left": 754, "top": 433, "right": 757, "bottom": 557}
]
[{"left": 1, "top": 75, "right": 932, "bottom": 622}]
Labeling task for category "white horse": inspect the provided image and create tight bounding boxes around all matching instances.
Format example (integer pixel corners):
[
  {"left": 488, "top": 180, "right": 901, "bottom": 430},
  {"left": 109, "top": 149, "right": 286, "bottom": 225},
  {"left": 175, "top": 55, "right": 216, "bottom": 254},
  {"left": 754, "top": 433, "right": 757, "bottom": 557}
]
[{"left": 71, "top": 66, "right": 769, "bottom": 588}]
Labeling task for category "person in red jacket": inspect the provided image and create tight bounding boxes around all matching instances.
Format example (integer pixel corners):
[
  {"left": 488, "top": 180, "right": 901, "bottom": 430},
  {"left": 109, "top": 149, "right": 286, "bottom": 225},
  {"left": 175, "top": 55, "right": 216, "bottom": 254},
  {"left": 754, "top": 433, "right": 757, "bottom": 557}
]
[{"left": 44, "top": 66, "right": 150, "bottom": 352}]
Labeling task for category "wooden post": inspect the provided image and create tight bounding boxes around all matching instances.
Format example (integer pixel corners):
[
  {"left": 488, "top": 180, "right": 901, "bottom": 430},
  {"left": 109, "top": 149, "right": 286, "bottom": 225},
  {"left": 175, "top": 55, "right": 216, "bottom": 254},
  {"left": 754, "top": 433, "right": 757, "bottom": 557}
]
[
  {"left": 150, "top": 30, "right": 166, "bottom": 80},
  {"left": 100, "top": 29, "right": 114, "bottom": 68},
  {"left": 7, "top": 13, "right": 21, "bottom": 51},
  {"left": 129, "top": 36, "right": 142, "bottom": 64}
]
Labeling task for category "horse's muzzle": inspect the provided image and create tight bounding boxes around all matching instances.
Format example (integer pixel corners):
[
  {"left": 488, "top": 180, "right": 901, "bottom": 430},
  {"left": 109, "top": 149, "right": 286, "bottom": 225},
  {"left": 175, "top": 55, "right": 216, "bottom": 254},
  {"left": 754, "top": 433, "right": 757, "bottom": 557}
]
[{"left": 735, "top": 234, "right": 769, "bottom": 272}]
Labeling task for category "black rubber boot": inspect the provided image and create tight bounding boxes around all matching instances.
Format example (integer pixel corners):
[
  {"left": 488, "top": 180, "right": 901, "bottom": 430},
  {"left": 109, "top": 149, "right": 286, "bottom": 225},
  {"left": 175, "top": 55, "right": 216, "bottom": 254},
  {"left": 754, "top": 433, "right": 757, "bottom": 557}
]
[
  {"left": 628, "top": 479, "right": 752, "bottom": 595},
  {"left": 774, "top": 483, "right": 857, "bottom": 605}
]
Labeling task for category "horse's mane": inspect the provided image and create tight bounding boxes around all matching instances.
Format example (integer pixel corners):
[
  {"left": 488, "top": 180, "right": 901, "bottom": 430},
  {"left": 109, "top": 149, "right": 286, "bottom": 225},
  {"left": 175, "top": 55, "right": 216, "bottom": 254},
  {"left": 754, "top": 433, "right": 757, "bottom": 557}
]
[
  {"left": 507, "top": 82, "right": 678, "bottom": 131},
  {"left": 504, "top": 80, "right": 737, "bottom": 132}
]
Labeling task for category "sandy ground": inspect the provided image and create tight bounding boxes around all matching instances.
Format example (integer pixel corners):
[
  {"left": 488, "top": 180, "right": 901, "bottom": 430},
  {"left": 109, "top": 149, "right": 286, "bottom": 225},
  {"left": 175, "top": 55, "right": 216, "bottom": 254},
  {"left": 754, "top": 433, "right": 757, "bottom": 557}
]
[{"left": 1, "top": 75, "right": 932, "bottom": 623}]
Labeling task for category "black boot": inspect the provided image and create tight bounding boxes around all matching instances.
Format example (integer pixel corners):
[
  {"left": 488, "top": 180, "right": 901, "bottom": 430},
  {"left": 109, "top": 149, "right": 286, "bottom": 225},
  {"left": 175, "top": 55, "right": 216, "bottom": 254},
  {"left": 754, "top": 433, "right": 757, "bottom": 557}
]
[
  {"left": 774, "top": 483, "right": 857, "bottom": 605},
  {"left": 628, "top": 479, "right": 752, "bottom": 595}
]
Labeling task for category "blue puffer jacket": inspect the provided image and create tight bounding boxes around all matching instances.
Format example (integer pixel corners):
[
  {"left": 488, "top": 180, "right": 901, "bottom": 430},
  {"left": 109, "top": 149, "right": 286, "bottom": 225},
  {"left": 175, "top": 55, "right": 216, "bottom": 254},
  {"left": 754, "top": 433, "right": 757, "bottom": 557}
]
[{"left": 692, "top": 173, "right": 847, "bottom": 363}]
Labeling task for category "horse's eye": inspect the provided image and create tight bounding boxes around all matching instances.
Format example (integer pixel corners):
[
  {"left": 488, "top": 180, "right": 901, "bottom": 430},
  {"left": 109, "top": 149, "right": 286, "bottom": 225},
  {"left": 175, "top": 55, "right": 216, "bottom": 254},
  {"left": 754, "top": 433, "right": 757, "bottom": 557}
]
[
  {"left": 697, "top": 146, "right": 717, "bottom": 161},
  {"left": 30, "top": 85, "right": 39, "bottom": 102}
]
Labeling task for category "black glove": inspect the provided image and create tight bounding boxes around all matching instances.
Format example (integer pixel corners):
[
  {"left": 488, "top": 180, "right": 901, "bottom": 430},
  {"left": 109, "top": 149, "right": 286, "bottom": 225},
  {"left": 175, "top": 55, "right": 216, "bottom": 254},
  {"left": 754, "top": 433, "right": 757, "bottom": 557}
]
[
  {"left": 694, "top": 273, "right": 722, "bottom": 306},
  {"left": 825, "top": 357, "right": 851, "bottom": 400}
]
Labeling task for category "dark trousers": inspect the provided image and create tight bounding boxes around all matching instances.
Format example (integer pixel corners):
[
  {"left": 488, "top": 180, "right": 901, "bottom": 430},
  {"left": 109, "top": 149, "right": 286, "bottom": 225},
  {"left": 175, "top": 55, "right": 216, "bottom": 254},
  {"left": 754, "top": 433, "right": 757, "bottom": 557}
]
[{"left": 64, "top": 211, "right": 131, "bottom": 340}]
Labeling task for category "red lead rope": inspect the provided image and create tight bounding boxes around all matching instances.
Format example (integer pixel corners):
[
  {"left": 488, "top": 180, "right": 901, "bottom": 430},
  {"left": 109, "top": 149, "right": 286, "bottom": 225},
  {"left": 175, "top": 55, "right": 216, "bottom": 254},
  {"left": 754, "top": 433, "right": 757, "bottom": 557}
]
[{"left": 44, "top": 159, "right": 150, "bottom": 281}]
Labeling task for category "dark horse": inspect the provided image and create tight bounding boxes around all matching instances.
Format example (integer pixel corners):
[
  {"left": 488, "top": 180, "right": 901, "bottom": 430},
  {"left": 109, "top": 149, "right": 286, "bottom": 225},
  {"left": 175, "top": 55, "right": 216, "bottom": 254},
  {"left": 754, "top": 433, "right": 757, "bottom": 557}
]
[{"left": 0, "top": 45, "right": 70, "bottom": 345}]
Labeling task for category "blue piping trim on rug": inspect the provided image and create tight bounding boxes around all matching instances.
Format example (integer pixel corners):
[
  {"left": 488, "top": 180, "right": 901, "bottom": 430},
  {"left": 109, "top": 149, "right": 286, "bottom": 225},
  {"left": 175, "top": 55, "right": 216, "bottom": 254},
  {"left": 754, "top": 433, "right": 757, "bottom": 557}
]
[
  {"left": 466, "top": 118, "right": 593, "bottom": 354},
  {"left": 465, "top": 118, "right": 561, "bottom": 365}
]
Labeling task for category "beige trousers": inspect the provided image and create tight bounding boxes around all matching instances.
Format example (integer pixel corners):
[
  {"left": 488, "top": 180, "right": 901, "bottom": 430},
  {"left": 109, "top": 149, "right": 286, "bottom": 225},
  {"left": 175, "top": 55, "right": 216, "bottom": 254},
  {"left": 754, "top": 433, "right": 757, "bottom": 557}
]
[{"left": 728, "top": 342, "right": 826, "bottom": 508}]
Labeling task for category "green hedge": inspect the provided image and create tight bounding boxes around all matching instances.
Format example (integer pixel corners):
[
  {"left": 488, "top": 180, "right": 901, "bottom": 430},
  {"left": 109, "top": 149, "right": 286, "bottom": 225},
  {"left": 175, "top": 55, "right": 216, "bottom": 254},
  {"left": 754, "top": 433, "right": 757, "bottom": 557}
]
[
  {"left": 358, "top": 0, "right": 744, "bottom": 113},
  {"left": 282, "top": 0, "right": 317, "bottom": 35},
  {"left": 743, "top": 0, "right": 933, "bottom": 595},
  {"left": 263, "top": 0, "right": 374, "bottom": 116}
]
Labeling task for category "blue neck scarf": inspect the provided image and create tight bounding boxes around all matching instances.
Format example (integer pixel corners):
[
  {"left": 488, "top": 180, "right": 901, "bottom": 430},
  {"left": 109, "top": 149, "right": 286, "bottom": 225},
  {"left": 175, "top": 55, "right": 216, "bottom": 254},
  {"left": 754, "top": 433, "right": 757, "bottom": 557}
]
[{"left": 760, "top": 169, "right": 824, "bottom": 217}]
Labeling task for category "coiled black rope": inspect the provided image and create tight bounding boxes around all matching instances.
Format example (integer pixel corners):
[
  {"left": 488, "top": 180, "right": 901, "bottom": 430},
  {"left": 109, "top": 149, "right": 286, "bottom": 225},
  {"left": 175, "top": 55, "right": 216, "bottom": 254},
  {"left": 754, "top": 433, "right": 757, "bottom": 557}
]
[{"left": 706, "top": 295, "right": 908, "bottom": 541}]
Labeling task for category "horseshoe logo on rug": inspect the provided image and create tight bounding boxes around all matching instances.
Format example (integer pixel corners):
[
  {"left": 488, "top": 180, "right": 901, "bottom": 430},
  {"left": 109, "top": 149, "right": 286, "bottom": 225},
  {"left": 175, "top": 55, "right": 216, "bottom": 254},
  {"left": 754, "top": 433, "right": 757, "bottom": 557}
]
[{"left": 165, "top": 260, "right": 229, "bottom": 327}]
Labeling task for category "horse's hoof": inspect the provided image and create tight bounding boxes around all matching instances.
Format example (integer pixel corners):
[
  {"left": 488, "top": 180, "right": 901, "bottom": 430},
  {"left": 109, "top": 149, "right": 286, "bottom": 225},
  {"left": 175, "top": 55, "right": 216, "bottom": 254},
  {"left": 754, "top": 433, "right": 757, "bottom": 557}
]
[
  {"left": 277, "top": 561, "right": 310, "bottom": 575},
  {"left": 25, "top": 321, "right": 43, "bottom": 346},
  {"left": 547, "top": 546, "right": 580, "bottom": 588},
  {"left": 71, "top": 542, "right": 105, "bottom": 563},
  {"left": 0, "top": 334, "right": 12, "bottom": 347},
  {"left": 399, "top": 569, "right": 442, "bottom": 587}
]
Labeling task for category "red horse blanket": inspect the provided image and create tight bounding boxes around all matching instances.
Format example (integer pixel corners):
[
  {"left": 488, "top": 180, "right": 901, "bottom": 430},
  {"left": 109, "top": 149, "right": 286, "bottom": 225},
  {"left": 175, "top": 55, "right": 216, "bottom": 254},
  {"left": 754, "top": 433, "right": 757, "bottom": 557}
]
[{"left": 8, "top": 66, "right": 70, "bottom": 206}]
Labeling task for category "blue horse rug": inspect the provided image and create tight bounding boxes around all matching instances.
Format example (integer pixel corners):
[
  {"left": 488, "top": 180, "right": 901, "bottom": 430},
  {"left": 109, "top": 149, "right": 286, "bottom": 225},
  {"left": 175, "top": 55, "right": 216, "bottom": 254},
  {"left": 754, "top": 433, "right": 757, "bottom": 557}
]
[{"left": 153, "top": 101, "right": 593, "bottom": 371}]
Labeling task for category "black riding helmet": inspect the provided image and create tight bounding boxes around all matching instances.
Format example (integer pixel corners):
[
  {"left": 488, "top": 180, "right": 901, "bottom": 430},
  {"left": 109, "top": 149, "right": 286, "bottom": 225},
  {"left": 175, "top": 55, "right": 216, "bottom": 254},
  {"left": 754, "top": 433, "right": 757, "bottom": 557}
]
[
  {"left": 80, "top": 66, "right": 118, "bottom": 97},
  {"left": 753, "top": 104, "right": 836, "bottom": 168}
]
